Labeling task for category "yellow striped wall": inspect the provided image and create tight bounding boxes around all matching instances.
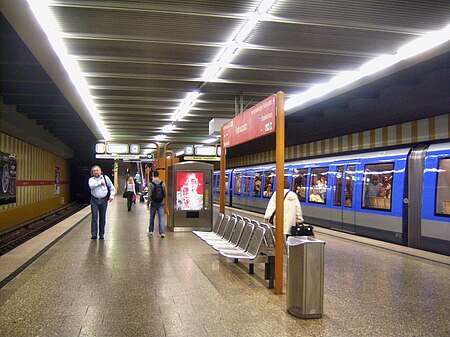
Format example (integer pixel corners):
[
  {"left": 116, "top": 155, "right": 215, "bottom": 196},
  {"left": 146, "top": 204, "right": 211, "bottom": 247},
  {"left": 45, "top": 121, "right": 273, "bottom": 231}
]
[
  {"left": 0, "top": 133, "right": 71, "bottom": 232},
  {"left": 228, "top": 114, "right": 450, "bottom": 167}
]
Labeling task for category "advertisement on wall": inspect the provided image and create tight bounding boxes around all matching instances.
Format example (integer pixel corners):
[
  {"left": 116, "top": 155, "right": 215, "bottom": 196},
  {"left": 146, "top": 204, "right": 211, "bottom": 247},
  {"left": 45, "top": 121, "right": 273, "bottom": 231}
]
[
  {"left": 176, "top": 172, "right": 204, "bottom": 211},
  {"left": 0, "top": 151, "right": 17, "bottom": 205},
  {"left": 55, "top": 167, "right": 61, "bottom": 195}
]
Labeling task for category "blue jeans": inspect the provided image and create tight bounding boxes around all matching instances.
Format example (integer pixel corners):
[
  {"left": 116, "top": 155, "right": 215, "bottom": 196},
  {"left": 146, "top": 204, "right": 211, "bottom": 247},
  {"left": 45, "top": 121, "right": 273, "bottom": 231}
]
[
  {"left": 91, "top": 196, "right": 108, "bottom": 237},
  {"left": 149, "top": 202, "right": 165, "bottom": 234}
]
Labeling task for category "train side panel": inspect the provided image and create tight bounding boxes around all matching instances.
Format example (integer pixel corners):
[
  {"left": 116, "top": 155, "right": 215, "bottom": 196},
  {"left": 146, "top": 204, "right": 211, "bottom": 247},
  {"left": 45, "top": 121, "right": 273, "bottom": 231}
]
[{"left": 421, "top": 144, "right": 450, "bottom": 255}]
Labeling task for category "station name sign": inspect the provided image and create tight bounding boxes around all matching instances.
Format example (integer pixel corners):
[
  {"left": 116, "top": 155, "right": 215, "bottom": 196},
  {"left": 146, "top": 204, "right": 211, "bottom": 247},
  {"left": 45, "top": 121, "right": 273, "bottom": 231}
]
[
  {"left": 222, "top": 95, "right": 276, "bottom": 149},
  {"left": 184, "top": 156, "right": 220, "bottom": 162},
  {"left": 96, "top": 154, "right": 141, "bottom": 160}
]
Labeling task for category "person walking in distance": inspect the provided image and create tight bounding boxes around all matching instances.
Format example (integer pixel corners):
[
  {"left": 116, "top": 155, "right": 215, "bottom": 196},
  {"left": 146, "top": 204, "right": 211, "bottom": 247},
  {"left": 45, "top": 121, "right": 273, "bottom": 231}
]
[
  {"left": 124, "top": 176, "right": 137, "bottom": 211},
  {"left": 88, "top": 165, "right": 115, "bottom": 240},
  {"left": 147, "top": 170, "right": 167, "bottom": 238}
]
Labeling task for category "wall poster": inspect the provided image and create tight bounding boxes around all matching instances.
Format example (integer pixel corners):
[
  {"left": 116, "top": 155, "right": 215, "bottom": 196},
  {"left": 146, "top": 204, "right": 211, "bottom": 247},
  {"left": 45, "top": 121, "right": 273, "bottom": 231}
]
[
  {"left": 0, "top": 151, "right": 17, "bottom": 205},
  {"left": 176, "top": 171, "right": 204, "bottom": 210},
  {"left": 55, "top": 166, "right": 61, "bottom": 195}
]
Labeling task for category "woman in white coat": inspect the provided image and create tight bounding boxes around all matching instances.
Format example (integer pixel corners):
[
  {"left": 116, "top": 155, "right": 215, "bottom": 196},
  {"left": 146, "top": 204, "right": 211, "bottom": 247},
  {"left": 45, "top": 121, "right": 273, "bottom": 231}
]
[{"left": 264, "top": 181, "right": 303, "bottom": 239}]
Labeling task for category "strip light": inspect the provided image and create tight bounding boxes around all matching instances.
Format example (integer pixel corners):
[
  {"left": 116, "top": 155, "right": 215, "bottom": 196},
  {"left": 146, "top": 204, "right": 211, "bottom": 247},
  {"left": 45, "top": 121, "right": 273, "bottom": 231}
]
[
  {"left": 170, "top": 0, "right": 278, "bottom": 132},
  {"left": 171, "top": 91, "right": 200, "bottom": 122},
  {"left": 155, "top": 134, "right": 167, "bottom": 141},
  {"left": 285, "top": 23, "right": 450, "bottom": 112},
  {"left": 27, "top": 0, "right": 110, "bottom": 140},
  {"left": 162, "top": 123, "right": 175, "bottom": 133},
  {"left": 203, "top": 137, "right": 219, "bottom": 144}
]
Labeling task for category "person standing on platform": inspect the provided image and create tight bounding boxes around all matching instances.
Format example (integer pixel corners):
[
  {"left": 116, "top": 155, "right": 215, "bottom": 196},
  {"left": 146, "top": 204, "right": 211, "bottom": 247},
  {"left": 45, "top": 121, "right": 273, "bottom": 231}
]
[
  {"left": 124, "top": 176, "right": 137, "bottom": 212},
  {"left": 264, "top": 180, "right": 303, "bottom": 240},
  {"left": 146, "top": 170, "right": 167, "bottom": 238},
  {"left": 88, "top": 165, "right": 115, "bottom": 240}
]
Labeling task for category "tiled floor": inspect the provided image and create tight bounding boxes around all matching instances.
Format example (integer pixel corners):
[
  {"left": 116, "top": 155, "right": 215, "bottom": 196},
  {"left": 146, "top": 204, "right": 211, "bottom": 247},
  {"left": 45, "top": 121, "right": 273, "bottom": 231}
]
[{"left": 0, "top": 200, "right": 449, "bottom": 336}]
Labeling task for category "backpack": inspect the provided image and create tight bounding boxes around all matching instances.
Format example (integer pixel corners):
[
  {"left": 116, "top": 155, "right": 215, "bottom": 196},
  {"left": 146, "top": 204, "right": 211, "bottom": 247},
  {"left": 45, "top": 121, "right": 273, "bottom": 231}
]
[
  {"left": 103, "top": 175, "right": 112, "bottom": 199},
  {"left": 151, "top": 181, "right": 165, "bottom": 203}
]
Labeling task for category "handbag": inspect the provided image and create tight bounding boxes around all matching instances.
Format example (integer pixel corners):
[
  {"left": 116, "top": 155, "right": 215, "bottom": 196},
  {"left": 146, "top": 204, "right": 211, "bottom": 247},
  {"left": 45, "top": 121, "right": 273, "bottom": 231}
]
[
  {"left": 268, "top": 191, "right": 289, "bottom": 224},
  {"left": 131, "top": 194, "right": 136, "bottom": 202},
  {"left": 122, "top": 190, "right": 127, "bottom": 198},
  {"left": 290, "top": 223, "right": 315, "bottom": 237}
]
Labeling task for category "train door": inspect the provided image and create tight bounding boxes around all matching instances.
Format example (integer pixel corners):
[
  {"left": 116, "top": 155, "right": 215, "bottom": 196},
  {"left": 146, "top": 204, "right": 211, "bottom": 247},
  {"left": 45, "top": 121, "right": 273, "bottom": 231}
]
[{"left": 330, "top": 165, "right": 356, "bottom": 232}]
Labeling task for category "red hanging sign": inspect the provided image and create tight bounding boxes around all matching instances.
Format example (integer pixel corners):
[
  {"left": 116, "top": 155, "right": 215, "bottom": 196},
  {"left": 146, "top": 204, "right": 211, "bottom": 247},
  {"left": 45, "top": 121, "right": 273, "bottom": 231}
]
[{"left": 222, "top": 95, "right": 276, "bottom": 149}]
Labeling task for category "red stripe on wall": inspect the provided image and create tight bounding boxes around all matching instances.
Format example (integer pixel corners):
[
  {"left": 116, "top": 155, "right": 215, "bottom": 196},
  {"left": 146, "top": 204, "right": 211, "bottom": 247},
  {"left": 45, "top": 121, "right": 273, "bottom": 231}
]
[{"left": 16, "top": 180, "right": 69, "bottom": 186}]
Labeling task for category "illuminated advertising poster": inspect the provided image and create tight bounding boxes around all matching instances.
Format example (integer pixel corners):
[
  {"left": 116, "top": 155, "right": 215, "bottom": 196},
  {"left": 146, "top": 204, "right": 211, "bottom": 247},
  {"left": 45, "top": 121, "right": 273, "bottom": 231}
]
[
  {"left": 0, "top": 151, "right": 17, "bottom": 205},
  {"left": 176, "top": 172, "right": 204, "bottom": 210}
]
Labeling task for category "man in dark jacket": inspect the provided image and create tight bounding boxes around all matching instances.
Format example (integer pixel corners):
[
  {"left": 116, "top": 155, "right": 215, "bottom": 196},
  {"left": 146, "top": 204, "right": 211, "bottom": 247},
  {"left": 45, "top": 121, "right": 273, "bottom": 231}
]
[{"left": 146, "top": 170, "right": 167, "bottom": 237}]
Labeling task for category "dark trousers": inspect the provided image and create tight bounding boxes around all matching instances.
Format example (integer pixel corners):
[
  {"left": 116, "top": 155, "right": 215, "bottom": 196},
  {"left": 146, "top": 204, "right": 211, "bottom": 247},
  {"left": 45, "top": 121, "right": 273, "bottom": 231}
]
[
  {"left": 91, "top": 196, "right": 108, "bottom": 237},
  {"left": 126, "top": 192, "right": 134, "bottom": 211}
]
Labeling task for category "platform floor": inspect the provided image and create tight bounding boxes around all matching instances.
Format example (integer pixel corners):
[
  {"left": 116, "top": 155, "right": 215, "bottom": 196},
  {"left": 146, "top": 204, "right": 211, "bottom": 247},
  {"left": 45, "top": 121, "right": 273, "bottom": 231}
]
[{"left": 0, "top": 199, "right": 449, "bottom": 336}]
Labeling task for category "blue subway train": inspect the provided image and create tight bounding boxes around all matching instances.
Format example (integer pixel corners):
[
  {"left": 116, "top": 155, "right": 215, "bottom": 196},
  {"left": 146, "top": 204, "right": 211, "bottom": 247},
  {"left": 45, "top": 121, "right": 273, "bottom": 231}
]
[{"left": 213, "top": 143, "right": 450, "bottom": 256}]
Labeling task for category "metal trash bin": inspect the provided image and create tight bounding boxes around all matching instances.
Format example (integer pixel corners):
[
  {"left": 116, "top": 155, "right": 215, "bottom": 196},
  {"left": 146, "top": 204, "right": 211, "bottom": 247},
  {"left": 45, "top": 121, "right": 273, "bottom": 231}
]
[{"left": 286, "top": 236, "right": 325, "bottom": 319}]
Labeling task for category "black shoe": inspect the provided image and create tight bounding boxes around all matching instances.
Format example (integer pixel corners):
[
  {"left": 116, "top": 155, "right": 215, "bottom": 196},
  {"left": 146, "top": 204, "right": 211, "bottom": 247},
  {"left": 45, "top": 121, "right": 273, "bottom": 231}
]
[
  {"left": 99, "top": 236, "right": 104, "bottom": 240},
  {"left": 91, "top": 236, "right": 97, "bottom": 240}
]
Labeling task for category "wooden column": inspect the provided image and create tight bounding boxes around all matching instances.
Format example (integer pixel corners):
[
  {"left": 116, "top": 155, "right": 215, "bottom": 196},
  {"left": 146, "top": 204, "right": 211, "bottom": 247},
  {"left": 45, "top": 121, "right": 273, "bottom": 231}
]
[
  {"left": 275, "top": 91, "right": 285, "bottom": 295},
  {"left": 220, "top": 126, "right": 226, "bottom": 215}
]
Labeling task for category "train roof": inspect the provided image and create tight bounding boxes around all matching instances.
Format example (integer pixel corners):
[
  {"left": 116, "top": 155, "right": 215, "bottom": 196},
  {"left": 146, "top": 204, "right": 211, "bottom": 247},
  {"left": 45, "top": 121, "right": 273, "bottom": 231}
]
[
  {"left": 427, "top": 142, "right": 450, "bottom": 153},
  {"left": 226, "top": 147, "right": 412, "bottom": 172}
]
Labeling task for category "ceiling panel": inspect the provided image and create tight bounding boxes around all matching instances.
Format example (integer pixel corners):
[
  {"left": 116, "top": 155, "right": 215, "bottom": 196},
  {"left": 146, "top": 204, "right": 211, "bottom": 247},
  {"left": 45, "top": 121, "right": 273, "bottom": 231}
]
[{"left": 0, "top": 0, "right": 449, "bottom": 160}]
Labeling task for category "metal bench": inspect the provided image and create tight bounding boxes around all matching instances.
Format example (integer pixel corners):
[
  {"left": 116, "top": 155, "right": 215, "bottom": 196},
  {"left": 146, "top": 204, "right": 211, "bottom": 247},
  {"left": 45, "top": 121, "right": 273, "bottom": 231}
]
[
  {"left": 210, "top": 219, "right": 246, "bottom": 251},
  {"left": 192, "top": 213, "right": 224, "bottom": 239}
]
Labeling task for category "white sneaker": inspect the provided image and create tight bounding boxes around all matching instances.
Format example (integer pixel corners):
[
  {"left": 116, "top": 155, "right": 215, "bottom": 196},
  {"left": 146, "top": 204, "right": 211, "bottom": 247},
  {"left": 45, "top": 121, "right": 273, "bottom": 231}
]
[
  {"left": 147, "top": 232, "right": 153, "bottom": 236},
  {"left": 160, "top": 234, "right": 165, "bottom": 238}
]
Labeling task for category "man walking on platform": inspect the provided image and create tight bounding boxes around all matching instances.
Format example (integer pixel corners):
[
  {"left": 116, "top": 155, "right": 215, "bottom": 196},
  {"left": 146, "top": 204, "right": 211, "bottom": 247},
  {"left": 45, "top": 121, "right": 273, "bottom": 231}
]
[
  {"left": 147, "top": 170, "right": 167, "bottom": 238},
  {"left": 88, "top": 165, "right": 115, "bottom": 240}
]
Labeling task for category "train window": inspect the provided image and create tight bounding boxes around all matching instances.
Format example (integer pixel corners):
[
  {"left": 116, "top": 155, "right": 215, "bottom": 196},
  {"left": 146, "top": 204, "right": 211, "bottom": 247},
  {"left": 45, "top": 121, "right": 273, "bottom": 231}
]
[
  {"left": 362, "top": 163, "right": 394, "bottom": 210},
  {"left": 214, "top": 174, "right": 219, "bottom": 193},
  {"left": 344, "top": 166, "right": 355, "bottom": 208},
  {"left": 243, "top": 173, "right": 251, "bottom": 196},
  {"left": 435, "top": 158, "right": 450, "bottom": 216},
  {"left": 334, "top": 166, "right": 344, "bottom": 206},
  {"left": 293, "top": 168, "right": 308, "bottom": 202},
  {"left": 234, "top": 172, "right": 242, "bottom": 195},
  {"left": 225, "top": 174, "right": 229, "bottom": 195},
  {"left": 252, "top": 171, "right": 262, "bottom": 197},
  {"left": 263, "top": 171, "right": 274, "bottom": 198},
  {"left": 309, "top": 167, "right": 328, "bottom": 204}
]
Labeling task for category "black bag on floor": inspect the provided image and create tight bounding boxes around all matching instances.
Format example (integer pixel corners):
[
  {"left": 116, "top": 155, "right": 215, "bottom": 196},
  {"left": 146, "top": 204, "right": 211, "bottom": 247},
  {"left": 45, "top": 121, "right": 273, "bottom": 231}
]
[{"left": 290, "top": 223, "right": 315, "bottom": 237}]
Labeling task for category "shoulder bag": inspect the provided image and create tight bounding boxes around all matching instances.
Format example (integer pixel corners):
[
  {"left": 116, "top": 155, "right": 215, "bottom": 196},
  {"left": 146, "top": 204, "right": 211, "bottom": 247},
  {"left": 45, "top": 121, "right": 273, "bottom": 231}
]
[{"left": 268, "top": 191, "right": 289, "bottom": 224}]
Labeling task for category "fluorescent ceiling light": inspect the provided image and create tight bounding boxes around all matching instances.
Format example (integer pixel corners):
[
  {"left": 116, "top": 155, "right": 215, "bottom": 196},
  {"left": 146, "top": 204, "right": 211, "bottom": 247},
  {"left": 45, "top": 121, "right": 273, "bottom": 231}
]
[
  {"left": 155, "top": 134, "right": 166, "bottom": 141},
  {"left": 171, "top": 91, "right": 200, "bottom": 121},
  {"left": 27, "top": 0, "right": 110, "bottom": 140},
  {"left": 285, "top": 23, "right": 450, "bottom": 112},
  {"left": 175, "top": 150, "right": 184, "bottom": 157},
  {"left": 235, "top": 15, "right": 259, "bottom": 43},
  {"left": 257, "top": 0, "right": 278, "bottom": 14},
  {"left": 162, "top": 124, "right": 175, "bottom": 133},
  {"left": 175, "top": 0, "right": 277, "bottom": 126},
  {"left": 203, "top": 138, "right": 219, "bottom": 144}
]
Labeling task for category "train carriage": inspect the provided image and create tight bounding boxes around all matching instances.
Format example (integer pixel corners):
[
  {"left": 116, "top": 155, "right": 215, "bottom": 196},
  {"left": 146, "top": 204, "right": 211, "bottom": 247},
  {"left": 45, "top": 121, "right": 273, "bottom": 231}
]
[{"left": 213, "top": 142, "right": 450, "bottom": 256}]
